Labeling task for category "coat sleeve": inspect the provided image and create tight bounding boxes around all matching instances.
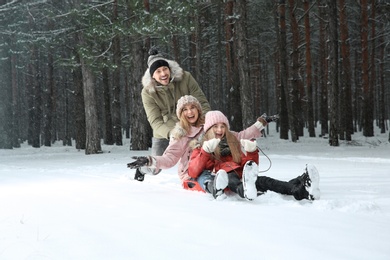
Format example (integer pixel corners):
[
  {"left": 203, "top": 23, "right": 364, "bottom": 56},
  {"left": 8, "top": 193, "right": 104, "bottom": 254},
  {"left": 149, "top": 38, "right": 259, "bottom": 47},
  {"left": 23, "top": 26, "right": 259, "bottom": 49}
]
[
  {"left": 234, "top": 124, "right": 262, "bottom": 140},
  {"left": 154, "top": 137, "right": 186, "bottom": 170},
  {"left": 188, "top": 147, "right": 213, "bottom": 179},
  {"left": 141, "top": 88, "right": 176, "bottom": 139}
]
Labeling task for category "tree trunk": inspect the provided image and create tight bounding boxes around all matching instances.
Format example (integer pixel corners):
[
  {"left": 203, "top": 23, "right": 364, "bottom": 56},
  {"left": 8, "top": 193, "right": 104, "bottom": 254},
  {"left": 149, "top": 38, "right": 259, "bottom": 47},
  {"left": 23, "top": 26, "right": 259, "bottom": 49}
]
[
  {"left": 225, "top": 0, "right": 242, "bottom": 131},
  {"left": 73, "top": 49, "right": 86, "bottom": 150},
  {"left": 318, "top": 0, "right": 328, "bottom": 137},
  {"left": 130, "top": 40, "right": 150, "bottom": 150},
  {"left": 28, "top": 45, "right": 41, "bottom": 148},
  {"left": 112, "top": 0, "right": 123, "bottom": 145},
  {"left": 303, "top": 0, "right": 315, "bottom": 137},
  {"left": 234, "top": 0, "right": 253, "bottom": 129},
  {"left": 11, "top": 37, "right": 20, "bottom": 148},
  {"left": 102, "top": 44, "right": 114, "bottom": 145},
  {"left": 361, "top": 0, "right": 373, "bottom": 137},
  {"left": 287, "top": 0, "right": 300, "bottom": 141},
  {"left": 278, "top": 0, "right": 292, "bottom": 140},
  {"left": 43, "top": 19, "right": 55, "bottom": 147},
  {"left": 378, "top": 5, "right": 385, "bottom": 134},
  {"left": 338, "top": 0, "right": 353, "bottom": 141},
  {"left": 327, "top": 0, "right": 339, "bottom": 146},
  {"left": 78, "top": 32, "right": 102, "bottom": 154}
]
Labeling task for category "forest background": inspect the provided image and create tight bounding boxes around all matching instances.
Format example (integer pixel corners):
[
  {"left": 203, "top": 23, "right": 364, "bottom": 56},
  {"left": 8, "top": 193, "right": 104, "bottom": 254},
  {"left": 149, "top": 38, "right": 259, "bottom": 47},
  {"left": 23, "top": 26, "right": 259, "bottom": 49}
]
[{"left": 0, "top": 0, "right": 389, "bottom": 154}]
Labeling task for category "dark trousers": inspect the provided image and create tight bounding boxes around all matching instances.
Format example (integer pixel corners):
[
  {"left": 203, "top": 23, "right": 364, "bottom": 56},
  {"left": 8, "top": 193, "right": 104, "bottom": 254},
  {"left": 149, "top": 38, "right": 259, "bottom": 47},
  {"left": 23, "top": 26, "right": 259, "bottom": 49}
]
[{"left": 227, "top": 173, "right": 308, "bottom": 200}]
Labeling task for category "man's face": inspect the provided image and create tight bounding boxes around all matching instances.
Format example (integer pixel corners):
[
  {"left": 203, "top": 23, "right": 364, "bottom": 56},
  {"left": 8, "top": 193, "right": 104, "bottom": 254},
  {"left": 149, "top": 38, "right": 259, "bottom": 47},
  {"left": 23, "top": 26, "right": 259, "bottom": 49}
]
[{"left": 152, "top": 66, "right": 171, "bottom": 86}]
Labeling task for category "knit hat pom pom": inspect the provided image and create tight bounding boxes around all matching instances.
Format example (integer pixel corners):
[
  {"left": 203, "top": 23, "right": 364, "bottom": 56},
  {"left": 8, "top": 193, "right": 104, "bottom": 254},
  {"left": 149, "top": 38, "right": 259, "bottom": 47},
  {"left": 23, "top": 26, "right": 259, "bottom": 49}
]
[{"left": 148, "top": 47, "right": 159, "bottom": 56}]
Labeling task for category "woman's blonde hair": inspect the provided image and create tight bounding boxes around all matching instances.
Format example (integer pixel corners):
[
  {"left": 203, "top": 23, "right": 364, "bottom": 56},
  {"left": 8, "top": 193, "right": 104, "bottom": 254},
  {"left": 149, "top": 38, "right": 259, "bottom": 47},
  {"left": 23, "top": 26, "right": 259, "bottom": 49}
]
[{"left": 203, "top": 124, "right": 241, "bottom": 164}]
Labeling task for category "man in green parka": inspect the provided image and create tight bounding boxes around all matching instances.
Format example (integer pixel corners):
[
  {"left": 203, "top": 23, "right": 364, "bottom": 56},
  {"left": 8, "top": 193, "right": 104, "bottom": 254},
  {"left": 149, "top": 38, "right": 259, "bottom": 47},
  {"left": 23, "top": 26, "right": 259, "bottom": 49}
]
[{"left": 135, "top": 48, "right": 210, "bottom": 180}]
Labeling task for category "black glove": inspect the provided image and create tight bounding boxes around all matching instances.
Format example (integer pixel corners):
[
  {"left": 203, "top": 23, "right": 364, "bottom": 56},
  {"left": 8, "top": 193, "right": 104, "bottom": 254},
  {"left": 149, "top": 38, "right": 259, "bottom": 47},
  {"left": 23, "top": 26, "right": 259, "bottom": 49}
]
[
  {"left": 127, "top": 156, "right": 150, "bottom": 169},
  {"left": 134, "top": 168, "right": 145, "bottom": 182},
  {"left": 260, "top": 113, "right": 279, "bottom": 123}
]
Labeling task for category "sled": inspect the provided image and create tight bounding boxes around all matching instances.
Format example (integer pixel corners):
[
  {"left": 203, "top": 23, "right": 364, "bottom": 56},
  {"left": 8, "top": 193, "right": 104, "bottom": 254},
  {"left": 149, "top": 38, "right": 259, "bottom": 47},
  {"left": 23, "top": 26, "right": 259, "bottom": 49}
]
[{"left": 182, "top": 180, "right": 205, "bottom": 193}]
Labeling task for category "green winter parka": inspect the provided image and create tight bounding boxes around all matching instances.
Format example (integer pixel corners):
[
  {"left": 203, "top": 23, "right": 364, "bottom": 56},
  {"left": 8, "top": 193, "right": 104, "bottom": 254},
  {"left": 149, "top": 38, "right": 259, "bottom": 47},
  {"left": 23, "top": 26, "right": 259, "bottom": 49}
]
[{"left": 141, "top": 59, "right": 210, "bottom": 139}]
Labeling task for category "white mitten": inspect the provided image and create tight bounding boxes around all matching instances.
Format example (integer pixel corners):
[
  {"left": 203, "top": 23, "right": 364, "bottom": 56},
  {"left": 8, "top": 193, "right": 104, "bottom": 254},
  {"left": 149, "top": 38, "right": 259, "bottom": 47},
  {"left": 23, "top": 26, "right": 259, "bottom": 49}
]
[
  {"left": 202, "top": 138, "right": 221, "bottom": 153},
  {"left": 240, "top": 139, "right": 257, "bottom": 152}
]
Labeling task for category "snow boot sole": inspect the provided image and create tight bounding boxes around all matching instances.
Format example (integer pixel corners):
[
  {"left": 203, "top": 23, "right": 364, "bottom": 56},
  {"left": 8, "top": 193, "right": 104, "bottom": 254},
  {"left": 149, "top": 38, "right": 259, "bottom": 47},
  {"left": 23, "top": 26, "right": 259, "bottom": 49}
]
[
  {"left": 213, "top": 170, "right": 229, "bottom": 199},
  {"left": 243, "top": 161, "right": 258, "bottom": 201},
  {"left": 305, "top": 164, "right": 320, "bottom": 200}
]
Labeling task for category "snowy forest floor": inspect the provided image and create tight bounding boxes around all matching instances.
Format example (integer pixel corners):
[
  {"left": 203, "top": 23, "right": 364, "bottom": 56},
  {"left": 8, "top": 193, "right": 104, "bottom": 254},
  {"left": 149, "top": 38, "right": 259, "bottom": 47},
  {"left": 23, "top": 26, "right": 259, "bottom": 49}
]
[{"left": 1, "top": 125, "right": 390, "bottom": 260}]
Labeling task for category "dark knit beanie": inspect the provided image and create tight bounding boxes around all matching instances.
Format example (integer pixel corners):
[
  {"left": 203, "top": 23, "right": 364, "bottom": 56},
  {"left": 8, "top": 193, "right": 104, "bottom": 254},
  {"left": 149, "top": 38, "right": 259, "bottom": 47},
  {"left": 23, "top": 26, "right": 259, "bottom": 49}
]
[{"left": 148, "top": 48, "right": 170, "bottom": 77}]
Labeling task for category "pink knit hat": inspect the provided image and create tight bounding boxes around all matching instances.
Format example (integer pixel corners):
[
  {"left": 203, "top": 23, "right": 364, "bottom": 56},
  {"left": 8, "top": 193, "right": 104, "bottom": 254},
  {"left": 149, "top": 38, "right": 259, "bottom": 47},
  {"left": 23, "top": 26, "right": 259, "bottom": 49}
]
[
  {"left": 203, "top": 110, "right": 230, "bottom": 133},
  {"left": 176, "top": 95, "right": 202, "bottom": 118}
]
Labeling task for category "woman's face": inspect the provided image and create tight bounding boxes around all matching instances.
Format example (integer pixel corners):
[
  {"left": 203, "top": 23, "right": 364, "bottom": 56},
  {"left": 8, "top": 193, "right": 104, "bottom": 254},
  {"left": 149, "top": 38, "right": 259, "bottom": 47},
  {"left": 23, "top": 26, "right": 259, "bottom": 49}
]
[
  {"left": 152, "top": 66, "right": 171, "bottom": 85},
  {"left": 181, "top": 104, "right": 199, "bottom": 125},
  {"left": 211, "top": 123, "right": 226, "bottom": 139}
]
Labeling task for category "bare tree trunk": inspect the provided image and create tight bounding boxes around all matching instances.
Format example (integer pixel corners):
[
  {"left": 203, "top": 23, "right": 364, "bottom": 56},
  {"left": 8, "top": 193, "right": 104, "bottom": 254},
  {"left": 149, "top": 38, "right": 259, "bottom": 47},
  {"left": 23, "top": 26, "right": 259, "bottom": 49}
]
[
  {"left": 215, "top": 0, "right": 223, "bottom": 110},
  {"left": 73, "top": 46, "right": 86, "bottom": 150},
  {"left": 361, "top": 0, "right": 373, "bottom": 137},
  {"left": 28, "top": 46, "right": 41, "bottom": 148},
  {"left": 80, "top": 62, "right": 101, "bottom": 154},
  {"left": 124, "top": 72, "right": 130, "bottom": 139},
  {"left": 338, "top": 0, "right": 353, "bottom": 141},
  {"left": 234, "top": 0, "right": 253, "bottom": 129},
  {"left": 10, "top": 37, "right": 20, "bottom": 148},
  {"left": 370, "top": 0, "right": 377, "bottom": 131},
  {"left": 130, "top": 40, "right": 150, "bottom": 150},
  {"left": 77, "top": 32, "right": 102, "bottom": 154},
  {"left": 112, "top": 0, "right": 123, "bottom": 145},
  {"left": 378, "top": 4, "right": 386, "bottom": 134},
  {"left": 327, "top": 0, "right": 339, "bottom": 146},
  {"left": 287, "top": 0, "right": 300, "bottom": 141},
  {"left": 273, "top": 1, "right": 281, "bottom": 134},
  {"left": 102, "top": 44, "right": 114, "bottom": 145},
  {"left": 277, "top": 0, "right": 290, "bottom": 140},
  {"left": 303, "top": 0, "right": 315, "bottom": 137},
  {"left": 318, "top": 0, "right": 328, "bottom": 137},
  {"left": 225, "top": 0, "right": 242, "bottom": 130}
]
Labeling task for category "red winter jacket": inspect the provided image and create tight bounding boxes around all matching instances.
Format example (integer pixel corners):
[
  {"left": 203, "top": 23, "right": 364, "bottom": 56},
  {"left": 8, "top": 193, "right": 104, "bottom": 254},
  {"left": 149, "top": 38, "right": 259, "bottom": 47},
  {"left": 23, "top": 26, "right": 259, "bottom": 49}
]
[{"left": 188, "top": 146, "right": 259, "bottom": 179}]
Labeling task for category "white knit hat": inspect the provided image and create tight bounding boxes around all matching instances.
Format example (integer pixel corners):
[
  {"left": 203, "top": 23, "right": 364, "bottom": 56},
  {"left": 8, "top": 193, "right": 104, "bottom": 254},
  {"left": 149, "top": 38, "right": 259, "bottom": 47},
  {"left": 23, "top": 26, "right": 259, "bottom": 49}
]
[
  {"left": 203, "top": 111, "right": 230, "bottom": 133},
  {"left": 176, "top": 95, "right": 202, "bottom": 118}
]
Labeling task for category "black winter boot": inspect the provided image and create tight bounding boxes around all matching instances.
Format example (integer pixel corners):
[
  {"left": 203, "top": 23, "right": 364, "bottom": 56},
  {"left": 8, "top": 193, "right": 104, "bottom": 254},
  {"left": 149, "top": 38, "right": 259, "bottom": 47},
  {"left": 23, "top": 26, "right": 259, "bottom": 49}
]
[
  {"left": 227, "top": 172, "right": 245, "bottom": 198},
  {"left": 255, "top": 176, "right": 294, "bottom": 195},
  {"left": 291, "top": 165, "right": 320, "bottom": 200}
]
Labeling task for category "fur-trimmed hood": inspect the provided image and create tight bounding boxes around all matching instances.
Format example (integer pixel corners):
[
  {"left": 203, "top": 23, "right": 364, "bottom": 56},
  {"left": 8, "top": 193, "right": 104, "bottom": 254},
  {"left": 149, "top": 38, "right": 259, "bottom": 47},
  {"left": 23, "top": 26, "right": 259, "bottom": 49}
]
[
  {"left": 170, "top": 123, "right": 204, "bottom": 150},
  {"left": 141, "top": 59, "right": 184, "bottom": 93}
]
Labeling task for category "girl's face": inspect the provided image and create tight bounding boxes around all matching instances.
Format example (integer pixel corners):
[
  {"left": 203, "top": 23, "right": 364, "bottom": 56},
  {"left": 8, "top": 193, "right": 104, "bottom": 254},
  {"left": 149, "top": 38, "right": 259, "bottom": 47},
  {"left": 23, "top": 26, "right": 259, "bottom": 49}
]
[
  {"left": 152, "top": 66, "right": 171, "bottom": 85},
  {"left": 211, "top": 123, "right": 226, "bottom": 139},
  {"left": 181, "top": 104, "right": 199, "bottom": 125}
]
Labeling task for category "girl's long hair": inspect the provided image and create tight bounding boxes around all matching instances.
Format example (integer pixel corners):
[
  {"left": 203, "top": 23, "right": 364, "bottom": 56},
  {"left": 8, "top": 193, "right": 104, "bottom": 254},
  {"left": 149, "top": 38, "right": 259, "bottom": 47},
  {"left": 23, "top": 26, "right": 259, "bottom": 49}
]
[{"left": 203, "top": 124, "right": 241, "bottom": 164}]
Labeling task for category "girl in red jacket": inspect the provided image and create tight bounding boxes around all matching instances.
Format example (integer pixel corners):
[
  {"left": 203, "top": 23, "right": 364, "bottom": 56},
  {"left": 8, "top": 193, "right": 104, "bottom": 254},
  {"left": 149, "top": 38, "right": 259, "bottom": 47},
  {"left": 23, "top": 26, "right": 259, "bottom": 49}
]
[
  {"left": 188, "top": 110, "right": 265, "bottom": 200},
  {"left": 188, "top": 111, "right": 321, "bottom": 201}
]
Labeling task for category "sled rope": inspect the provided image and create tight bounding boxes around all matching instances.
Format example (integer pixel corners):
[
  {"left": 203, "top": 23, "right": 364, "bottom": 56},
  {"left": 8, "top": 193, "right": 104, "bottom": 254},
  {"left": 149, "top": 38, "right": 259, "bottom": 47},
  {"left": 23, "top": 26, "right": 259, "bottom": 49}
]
[{"left": 256, "top": 144, "right": 272, "bottom": 173}]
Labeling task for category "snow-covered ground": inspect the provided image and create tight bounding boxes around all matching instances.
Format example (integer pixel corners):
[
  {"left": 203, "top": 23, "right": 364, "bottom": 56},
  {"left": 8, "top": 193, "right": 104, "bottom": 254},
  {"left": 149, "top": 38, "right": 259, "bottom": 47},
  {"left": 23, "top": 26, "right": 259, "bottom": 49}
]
[{"left": 1, "top": 126, "right": 389, "bottom": 260}]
